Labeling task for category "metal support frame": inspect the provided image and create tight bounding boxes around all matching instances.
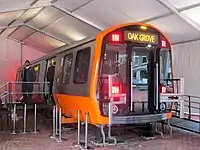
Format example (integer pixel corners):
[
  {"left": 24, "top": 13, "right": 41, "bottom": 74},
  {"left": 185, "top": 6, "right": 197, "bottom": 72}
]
[
  {"left": 50, "top": 105, "right": 56, "bottom": 139},
  {"left": 77, "top": 110, "right": 89, "bottom": 149},
  {"left": 84, "top": 112, "right": 89, "bottom": 149},
  {"left": 55, "top": 106, "right": 58, "bottom": 135},
  {"left": 52, "top": 4, "right": 103, "bottom": 31},
  {"left": 155, "top": 63, "right": 159, "bottom": 111},
  {"left": 108, "top": 102, "right": 117, "bottom": 145},
  {"left": 0, "top": 23, "right": 67, "bottom": 44},
  {"left": 50, "top": 105, "right": 62, "bottom": 142},
  {"left": 156, "top": 0, "right": 200, "bottom": 34},
  {"left": 166, "top": 119, "right": 172, "bottom": 137},
  {"left": 56, "top": 107, "right": 62, "bottom": 143},
  {"left": 130, "top": 62, "right": 133, "bottom": 112},
  {"left": 32, "top": 104, "right": 37, "bottom": 133},
  {"left": 179, "top": 78, "right": 184, "bottom": 118},
  {"left": 0, "top": 81, "right": 51, "bottom": 135},
  {"left": 142, "top": 2, "right": 200, "bottom": 22},
  {"left": 25, "top": 24, "right": 67, "bottom": 44},
  {"left": 100, "top": 125, "right": 106, "bottom": 146},
  {"left": 154, "top": 122, "right": 164, "bottom": 139},
  {"left": 22, "top": 104, "right": 27, "bottom": 134},
  {"left": 11, "top": 104, "right": 17, "bottom": 135},
  {"left": 0, "top": 5, "right": 49, "bottom": 14},
  {"left": 1, "top": 0, "right": 200, "bottom": 47},
  {"left": 77, "top": 110, "right": 81, "bottom": 146},
  {"left": 92, "top": 101, "right": 117, "bottom": 146}
]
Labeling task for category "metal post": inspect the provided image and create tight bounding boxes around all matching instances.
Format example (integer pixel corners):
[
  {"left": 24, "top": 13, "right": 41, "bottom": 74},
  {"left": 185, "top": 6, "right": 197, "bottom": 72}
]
[
  {"left": 180, "top": 78, "right": 184, "bottom": 94},
  {"left": 188, "top": 96, "right": 191, "bottom": 119},
  {"left": 108, "top": 101, "right": 113, "bottom": 139},
  {"left": 108, "top": 101, "right": 113, "bottom": 126},
  {"left": 11, "top": 104, "right": 16, "bottom": 134},
  {"left": 199, "top": 103, "right": 200, "bottom": 132},
  {"left": 50, "top": 105, "right": 56, "bottom": 139},
  {"left": 108, "top": 101, "right": 117, "bottom": 145},
  {"left": 55, "top": 106, "right": 58, "bottom": 135},
  {"left": 57, "top": 107, "right": 62, "bottom": 143},
  {"left": 22, "top": 104, "right": 27, "bottom": 134},
  {"left": 108, "top": 75, "right": 112, "bottom": 98},
  {"left": 85, "top": 112, "right": 88, "bottom": 149},
  {"left": 100, "top": 125, "right": 106, "bottom": 146},
  {"left": 77, "top": 110, "right": 80, "bottom": 146},
  {"left": 130, "top": 62, "right": 133, "bottom": 111},
  {"left": 155, "top": 63, "right": 159, "bottom": 110},
  {"left": 33, "top": 104, "right": 37, "bottom": 133},
  {"left": 8, "top": 82, "right": 12, "bottom": 110}
]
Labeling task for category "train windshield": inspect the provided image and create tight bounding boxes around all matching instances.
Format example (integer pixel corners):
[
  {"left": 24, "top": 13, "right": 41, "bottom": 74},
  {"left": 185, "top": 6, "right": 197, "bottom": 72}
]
[
  {"left": 102, "top": 44, "right": 127, "bottom": 78},
  {"left": 160, "top": 48, "right": 172, "bottom": 85}
]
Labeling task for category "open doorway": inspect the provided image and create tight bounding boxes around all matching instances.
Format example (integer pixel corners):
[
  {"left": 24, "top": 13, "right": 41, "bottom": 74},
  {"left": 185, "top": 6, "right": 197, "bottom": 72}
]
[{"left": 44, "top": 57, "right": 56, "bottom": 104}]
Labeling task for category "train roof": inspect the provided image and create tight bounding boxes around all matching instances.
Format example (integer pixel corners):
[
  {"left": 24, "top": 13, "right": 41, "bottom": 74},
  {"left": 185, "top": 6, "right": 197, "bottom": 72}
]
[{"left": 18, "top": 37, "right": 96, "bottom": 70}]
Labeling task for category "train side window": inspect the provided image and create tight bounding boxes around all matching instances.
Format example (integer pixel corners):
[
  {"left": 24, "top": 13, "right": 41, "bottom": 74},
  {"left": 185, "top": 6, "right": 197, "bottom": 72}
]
[
  {"left": 33, "top": 64, "right": 40, "bottom": 81},
  {"left": 62, "top": 53, "right": 73, "bottom": 84},
  {"left": 73, "top": 47, "right": 91, "bottom": 84}
]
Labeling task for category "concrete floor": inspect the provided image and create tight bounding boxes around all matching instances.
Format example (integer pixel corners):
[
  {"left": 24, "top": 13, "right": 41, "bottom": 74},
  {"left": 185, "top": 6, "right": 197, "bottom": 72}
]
[{"left": 0, "top": 110, "right": 200, "bottom": 150}]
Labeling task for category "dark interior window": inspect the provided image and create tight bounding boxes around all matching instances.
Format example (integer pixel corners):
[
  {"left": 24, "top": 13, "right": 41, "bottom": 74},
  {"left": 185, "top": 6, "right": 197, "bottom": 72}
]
[{"left": 73, "top": 47, "right": 91, "bottom": 84}]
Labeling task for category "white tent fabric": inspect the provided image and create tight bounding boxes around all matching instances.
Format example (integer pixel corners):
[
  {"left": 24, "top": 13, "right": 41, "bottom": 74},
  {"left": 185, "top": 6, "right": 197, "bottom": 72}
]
[
  {"left": 0, "top": 0, "right": 200, "bottom": 95},
  {"left": 173, "top": 41, "right": 200, "bottom": 97},
  {"left": 0, "top": 0, "right": 200, "bottom": 53}
]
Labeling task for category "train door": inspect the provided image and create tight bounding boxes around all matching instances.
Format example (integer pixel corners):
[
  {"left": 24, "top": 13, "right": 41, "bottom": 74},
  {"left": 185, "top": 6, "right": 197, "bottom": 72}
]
[
  {"left": 43, "top": 57, "right": 56, "bottom": 104},
  {"left": 130, "top": 46, "right": 160, "bottom": 114}
]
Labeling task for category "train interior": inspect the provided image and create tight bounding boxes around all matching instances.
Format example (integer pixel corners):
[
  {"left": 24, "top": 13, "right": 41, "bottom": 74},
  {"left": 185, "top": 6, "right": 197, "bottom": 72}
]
[{"left": 43, "top": 58, "right": 56, "bottom": 105}]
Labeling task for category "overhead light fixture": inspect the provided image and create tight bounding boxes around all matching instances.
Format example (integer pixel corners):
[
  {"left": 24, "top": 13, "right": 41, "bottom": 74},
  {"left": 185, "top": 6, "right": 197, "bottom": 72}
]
[{"left": 140, "top": 26, "right": 147, "bottom": 30}]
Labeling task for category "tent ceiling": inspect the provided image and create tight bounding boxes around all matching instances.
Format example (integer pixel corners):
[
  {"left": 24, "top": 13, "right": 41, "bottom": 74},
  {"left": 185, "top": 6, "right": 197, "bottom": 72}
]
[{"left": 0, "top": 0, "right": 200, "bottom": 53}]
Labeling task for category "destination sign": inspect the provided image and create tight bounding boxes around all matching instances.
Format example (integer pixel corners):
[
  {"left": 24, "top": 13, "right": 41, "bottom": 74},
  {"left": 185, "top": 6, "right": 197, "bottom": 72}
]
[{"left": 124, "top": 31, "right": 158, "bottom": 44}]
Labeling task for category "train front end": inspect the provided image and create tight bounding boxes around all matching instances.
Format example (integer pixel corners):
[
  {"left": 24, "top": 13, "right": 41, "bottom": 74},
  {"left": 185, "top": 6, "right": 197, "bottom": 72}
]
[{"left": 95, "top": 23, "right": 174, "bottom": 125}]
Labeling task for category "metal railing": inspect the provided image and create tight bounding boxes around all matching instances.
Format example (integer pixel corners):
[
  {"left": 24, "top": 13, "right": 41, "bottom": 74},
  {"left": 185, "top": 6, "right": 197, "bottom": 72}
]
[
  {"left": 0, "top": 81, "right": 51, "bottom": 134},
  {"left": 170, "top": 95, "right": 200, "bottom": 133},
  {"left": 173, "top": 95, "right": 200, "bottom": 121},
  {"left": 0, "top": 81, "right": 50, "bottom": 105}
]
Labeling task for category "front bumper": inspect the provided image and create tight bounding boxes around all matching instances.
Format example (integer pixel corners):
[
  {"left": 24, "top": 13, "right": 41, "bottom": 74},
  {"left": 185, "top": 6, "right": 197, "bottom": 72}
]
[{"left": 112, "top": 113, "right": 168, "bottom": 124}]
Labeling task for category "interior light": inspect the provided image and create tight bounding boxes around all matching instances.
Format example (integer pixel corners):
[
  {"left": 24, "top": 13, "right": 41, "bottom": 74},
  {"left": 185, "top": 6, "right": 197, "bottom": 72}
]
[
  {"left": 147, "top": 44, "right": 152, "bottom": 48},
  {"left": 140, "top": 26, "right": 147, "bottom": 30}
]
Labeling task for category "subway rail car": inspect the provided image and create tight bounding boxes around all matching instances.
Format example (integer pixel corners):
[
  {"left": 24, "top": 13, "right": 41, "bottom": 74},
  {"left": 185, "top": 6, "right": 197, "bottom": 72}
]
[{"left": 16, "top": 22, "right": 174, "bottom": 133}]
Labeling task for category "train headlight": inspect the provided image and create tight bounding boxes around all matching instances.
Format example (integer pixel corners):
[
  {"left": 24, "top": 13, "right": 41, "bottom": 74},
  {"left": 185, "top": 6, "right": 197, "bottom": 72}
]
[{"left": 160, "top": 102, "right": 166, "bottom": 111}]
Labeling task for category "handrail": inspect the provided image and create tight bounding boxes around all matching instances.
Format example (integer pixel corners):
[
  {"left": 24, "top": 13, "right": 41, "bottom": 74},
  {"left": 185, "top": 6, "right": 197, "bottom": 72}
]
[
  {"left": 0, "top": 82, "right": 9, "bottom": 89},
  {"left": 0, "top": 91, "right": 8, "bottom": 97},
  {"left": 172, "top": 94, "right": 200, "bottom": 120},
  {"left": 184, "top": 100, "right": 200, "bottom": 105},
  {"left": 0, "top": 81, "right": 50, "bottom": 106},
  {"left": 10, "top": 81, "right": 50, "bottom": 84}
]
